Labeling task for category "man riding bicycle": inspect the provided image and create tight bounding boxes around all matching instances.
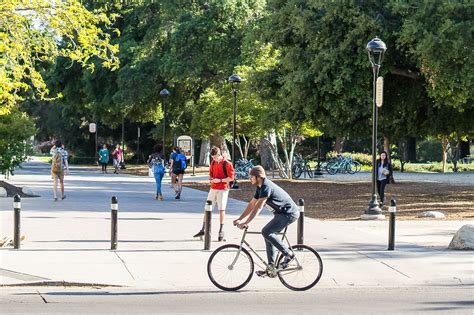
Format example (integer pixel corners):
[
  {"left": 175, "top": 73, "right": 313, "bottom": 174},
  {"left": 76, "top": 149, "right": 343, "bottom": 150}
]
[{"left": 233, "top": 165, "right": 299, "bottom": 276}]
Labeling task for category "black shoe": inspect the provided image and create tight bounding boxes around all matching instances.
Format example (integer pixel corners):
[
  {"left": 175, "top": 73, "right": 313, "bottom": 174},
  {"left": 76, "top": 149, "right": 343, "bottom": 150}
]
[
  {"left": 175, "top": 192, "right": 181, "bottom": 199},
  {"left": 280, "top": 253, "right": 295, "bottom": 269},
  {"left": 255, "top": 270, "right": 267, "bottom": 278},
  {"left": 193, "top": 230, "right": 205, "bottom": 238},
  {"left": 218, "top": 231, "right": 225, "bottom": 242}
]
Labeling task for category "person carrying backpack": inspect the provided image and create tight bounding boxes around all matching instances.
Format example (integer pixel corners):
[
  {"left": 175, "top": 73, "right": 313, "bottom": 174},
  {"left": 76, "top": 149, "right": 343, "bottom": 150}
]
[
  {"left": 169, "top": 147, "right": 187, "bottom": 199},
  {"left": 50, "top": 140, "right": 69, "bottom": 201},
  {"left": 193, "top": 146, "right": 235, "bottom": 241},
  {"left": 147, "top": 143, "right": 165, "bottom": 201}
]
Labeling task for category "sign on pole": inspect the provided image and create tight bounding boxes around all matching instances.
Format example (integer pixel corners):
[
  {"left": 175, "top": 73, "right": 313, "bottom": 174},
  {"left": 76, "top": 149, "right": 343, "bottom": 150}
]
[
  {"left": 177, "top": 135, "right": 193, "bottom": 158},
  {"left": 89, "top": 123, "right": 96, "bottom": 133},
  {"left": 376, "top": 76, "right": 384, "bottom": 107}
]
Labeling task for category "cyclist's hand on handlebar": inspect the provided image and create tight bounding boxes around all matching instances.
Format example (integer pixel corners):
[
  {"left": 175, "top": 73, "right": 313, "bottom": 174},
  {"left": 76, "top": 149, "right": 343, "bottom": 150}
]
[{"left": 233, "top": 219, "right": 247, "bottom": 229}]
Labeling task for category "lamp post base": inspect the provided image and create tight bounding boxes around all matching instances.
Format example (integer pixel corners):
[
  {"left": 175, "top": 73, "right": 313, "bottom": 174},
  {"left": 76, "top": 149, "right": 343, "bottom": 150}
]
[
  {"left": 231, "top": 181, "right": 240, "bottom": 190},
  {"left": 362, "top": 195, "right": 385, "bottom": 220}
]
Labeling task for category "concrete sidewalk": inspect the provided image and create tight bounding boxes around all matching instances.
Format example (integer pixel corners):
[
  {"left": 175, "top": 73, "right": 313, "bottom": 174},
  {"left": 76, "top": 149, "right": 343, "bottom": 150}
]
[{"left": 0, "top": 162, "right": 472, "bottom": 291}]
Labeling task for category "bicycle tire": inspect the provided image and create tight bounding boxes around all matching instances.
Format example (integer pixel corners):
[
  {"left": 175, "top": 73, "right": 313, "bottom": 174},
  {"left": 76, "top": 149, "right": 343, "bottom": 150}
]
[
  {"left": 207, "top": 244, "right": 254, "bottom": 291},
  {"left": 353, "top": 161, "right": 361, "bottom": 173},
  {"left": 346, "top": 163, "right": 356, "bottom": 174},
  {"left": 292, "top": 165, "right": 302, "bottom": 179},
  {"left": 327, "top": 163, "right": 338, "bottom": 175},
  {"left": 277, "top": 245, "right": 323, "bottom": 291},
  {"left": 306, "top": 165, "right": 313, "bottom": 178}
]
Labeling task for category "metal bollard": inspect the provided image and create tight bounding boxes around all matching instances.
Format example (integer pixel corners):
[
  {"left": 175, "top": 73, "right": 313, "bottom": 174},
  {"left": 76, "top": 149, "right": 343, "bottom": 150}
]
[
  {"left": 111, "top": 196, "right": 118, "bottom": 250},
  {"left": 204, "top": 200, "right": 212, "bottom": 250},
  {"left": 388, "top": 199, "right": 396, "bottom": 250},
  {"left": 13, "top": 195, "right": 21, "bottom": 249},
  {"left": 297, "top": 198, "right": 305, "bottom": 245}
]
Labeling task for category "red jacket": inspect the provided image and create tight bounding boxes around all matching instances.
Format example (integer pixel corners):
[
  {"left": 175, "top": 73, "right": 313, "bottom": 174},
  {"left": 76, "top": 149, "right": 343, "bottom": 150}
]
[{"left": 210, "top": 159, "right": 235, "bottom": 190}]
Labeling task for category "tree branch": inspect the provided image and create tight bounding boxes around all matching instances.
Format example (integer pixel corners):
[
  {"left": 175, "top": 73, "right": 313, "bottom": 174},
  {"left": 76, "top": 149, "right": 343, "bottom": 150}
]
[{"left": 390, "top": 68, "right": 420, "bottom": 80}]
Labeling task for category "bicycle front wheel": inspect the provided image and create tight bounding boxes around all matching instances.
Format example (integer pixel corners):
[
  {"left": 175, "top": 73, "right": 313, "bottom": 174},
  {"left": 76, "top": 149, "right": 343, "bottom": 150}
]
[
  {"left": 207, "top": 244, "right": 254, "bottom": 291},
  {"left": 277, "top": 245, "right": 323, "bottom": 291}
]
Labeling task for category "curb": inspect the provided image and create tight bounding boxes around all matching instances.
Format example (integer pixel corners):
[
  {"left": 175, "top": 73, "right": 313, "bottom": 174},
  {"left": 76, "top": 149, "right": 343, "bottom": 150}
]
[{"left": 1, "top": 281, "right": 124, "bottom": 288}]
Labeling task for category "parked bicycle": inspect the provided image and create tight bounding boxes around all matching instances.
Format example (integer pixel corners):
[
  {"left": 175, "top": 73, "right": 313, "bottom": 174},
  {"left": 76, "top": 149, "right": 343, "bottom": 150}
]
[
  {"left": 325, "top": 155, "right": 361, "bottom": 175},
  {"left": 207, "top": 226, "right": 323, "bottom": 291},
  {"left": 291, "top": 154, "right": 314, "bottom": 179},
  {"left": 234, "top": 158, "right": 254, "bottom": 179}
]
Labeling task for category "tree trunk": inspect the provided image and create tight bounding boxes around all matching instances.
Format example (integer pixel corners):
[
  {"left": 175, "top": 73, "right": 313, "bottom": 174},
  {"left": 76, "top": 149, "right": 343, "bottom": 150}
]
[
  {"left": 460, "top": 138, "right": 470, "bottom": 159},
  {"left": 333, "top": 137, "right": 345, "bottom": 153},
  {"left": 383, "top": 136, "right": 390, "bottom": 156},
  {"left": 235, "top": 136, "right": 245, "bottom": 160},
  {"left": 406, "top": 137, "right": 417, "bottom": 162},
  {"left": 441, "top": 136, "right": 448, "bottom": 173},
  {"left": 210, "top": 134, "right": 230, "bottom": 160},
  {"left": 261, "top": 133, "right": 288, "bottom": 178},
  {"left": 398, "top": 139, "right": 407, "bottom": 173},
  {"left": 259, "top": 132, "right": 276, "bottom": 170},
  {"left": 199, "top": 139, "right": 211, "bottom": 166}
]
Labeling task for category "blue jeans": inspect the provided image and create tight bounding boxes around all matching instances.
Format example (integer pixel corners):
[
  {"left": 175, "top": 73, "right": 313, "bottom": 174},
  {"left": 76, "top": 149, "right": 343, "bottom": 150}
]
[
  {"left": 262, "top": 212, "right": 299, "bottom": 265},
  {"left": 153, "top": 170, "right": 164, "bottom": 194}
]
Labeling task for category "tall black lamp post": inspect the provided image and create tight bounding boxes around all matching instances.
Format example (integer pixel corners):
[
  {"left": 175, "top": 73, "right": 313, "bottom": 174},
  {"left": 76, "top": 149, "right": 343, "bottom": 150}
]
[
  {"left": 363, "top": 37, "right": 387, "bottom": 218},
  {"left": 229, "top": 74, "right": 241, "bottom": 189},
  {"left": 160, "top": 88, "right": 170, "bottom": 161}
]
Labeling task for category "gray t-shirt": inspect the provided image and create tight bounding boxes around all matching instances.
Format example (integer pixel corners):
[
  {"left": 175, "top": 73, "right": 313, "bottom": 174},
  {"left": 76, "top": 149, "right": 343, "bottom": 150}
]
[{"left": 254, "top": 178, "right": 298, "bottom": 214}]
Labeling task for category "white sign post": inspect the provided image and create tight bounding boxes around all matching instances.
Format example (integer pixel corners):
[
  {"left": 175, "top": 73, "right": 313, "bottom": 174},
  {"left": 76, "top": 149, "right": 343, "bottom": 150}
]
[
  {"left": 376, "top": 76, "right": 384, "bottom": 107},
  {"left": 89, "top": 123, "right": 96, "bottom": 133},
  {"left": 176, "top": 135, "right": 195, "bottom": 175}
]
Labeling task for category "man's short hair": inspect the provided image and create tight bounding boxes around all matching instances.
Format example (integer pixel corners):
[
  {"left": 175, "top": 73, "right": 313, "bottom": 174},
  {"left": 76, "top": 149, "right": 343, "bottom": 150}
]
[
  {"left": 54, "top": 140, "right": 62, "bottom": 147},
  {"left": 250, "top": 165, "right": 266, "bottom": 178},
  {"left": 210, "top": 146, "right": 221, "bottom": 156}
]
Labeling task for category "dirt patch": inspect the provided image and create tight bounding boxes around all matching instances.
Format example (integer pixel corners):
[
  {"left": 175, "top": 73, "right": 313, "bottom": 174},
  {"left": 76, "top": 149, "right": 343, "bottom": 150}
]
[
  {"left": 0, "top": 181, "right": 37, "bottom": 198},
  {"left": 184, "top": 180, "right": 474, "bottom": 220}
]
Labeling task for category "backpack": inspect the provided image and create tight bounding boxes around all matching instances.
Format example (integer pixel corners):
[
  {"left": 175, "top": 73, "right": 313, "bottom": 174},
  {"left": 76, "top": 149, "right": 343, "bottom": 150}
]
[
  {"left": 51, "top": 151, "right": 63, "bottom": 174},
  {"left": 149, "top": 154, "right": 164, "bottom": 173},
  {"left": 174, "top": 153, "right": 187, "bottom": 171}
]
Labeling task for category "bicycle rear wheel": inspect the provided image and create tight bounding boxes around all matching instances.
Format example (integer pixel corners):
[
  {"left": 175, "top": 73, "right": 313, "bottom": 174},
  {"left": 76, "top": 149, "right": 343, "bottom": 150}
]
[
  {"left": 306, "top": 165, "right": 313, "bottom": 178},
  {"left": 276, "top": 245, "right": 323, "bottom": 291},
  {"left": 292, "top": 164, "right": 302, "bottom": 179},
  {"left": 207, "top": 244, "right": 254, "bottom": 291}
]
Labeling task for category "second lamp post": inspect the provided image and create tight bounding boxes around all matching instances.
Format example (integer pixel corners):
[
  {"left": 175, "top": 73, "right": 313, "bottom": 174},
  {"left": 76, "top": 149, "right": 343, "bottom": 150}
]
[
  {"left": 160, "top": 88, "right": 170, "bottom": 160},
  {"left": 363, "top": 37, "right": 387, "bottom": 219},
  {"left": 229, "top": 74, "right": 241, "bottom": 189}
]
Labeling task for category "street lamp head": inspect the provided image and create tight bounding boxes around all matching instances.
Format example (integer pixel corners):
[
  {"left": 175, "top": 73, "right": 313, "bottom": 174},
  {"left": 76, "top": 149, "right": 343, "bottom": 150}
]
[
  {"left": 366, "top": 37, "right": 387, "bottom": 67},
  {"left": 160, "top": 88, "right": 170, "bottom": 97},
  {"left": 228, "top": 74, "right": 242, "bottom": 90}
]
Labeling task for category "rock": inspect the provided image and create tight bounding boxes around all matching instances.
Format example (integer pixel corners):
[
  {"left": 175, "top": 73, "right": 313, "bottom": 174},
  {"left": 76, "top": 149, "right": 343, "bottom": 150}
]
[
  {"left": 419, "top": 211, "right": 445, "bottom": 218},
  {"left": 0, "top": 187, "right": 7, "bottom": 197},
  {"left": 449, "top": 225, "right": 474, "bottom": 250},
  {"left": 22, "top": 186, "right": 35, "bottom": 196}
]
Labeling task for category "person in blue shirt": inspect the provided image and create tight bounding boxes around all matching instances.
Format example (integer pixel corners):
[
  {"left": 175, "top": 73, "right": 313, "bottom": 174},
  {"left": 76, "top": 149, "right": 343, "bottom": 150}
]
[
  {"left": 98, "top": 144, "right": 109, "bottom": 174},
  {"left": 233, "top": 165, "right": 299, "bottom": 277}
]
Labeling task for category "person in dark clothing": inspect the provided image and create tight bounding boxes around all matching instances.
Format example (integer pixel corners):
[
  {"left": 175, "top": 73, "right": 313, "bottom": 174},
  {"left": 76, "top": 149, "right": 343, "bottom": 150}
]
[
  {"left": 376, "top": 151, "right": 392, "bottom": 207},
  {"left": 234, "top": 165, "right": 299, "bottom": 277}
]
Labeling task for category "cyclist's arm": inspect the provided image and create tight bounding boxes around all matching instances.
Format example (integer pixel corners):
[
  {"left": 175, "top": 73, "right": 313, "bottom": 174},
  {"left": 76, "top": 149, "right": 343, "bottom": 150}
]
[
  {"left": 241, "top": 197, "right": 267, "bottom": 226},
  {"left": 235, "top": 198, "right": 257, "bottom": 222}
]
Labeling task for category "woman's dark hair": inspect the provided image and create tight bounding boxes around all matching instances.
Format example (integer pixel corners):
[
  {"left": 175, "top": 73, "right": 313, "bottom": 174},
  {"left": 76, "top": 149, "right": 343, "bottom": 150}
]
[
  {"left": 380, "top": 151, "right": 389, "bottom": 161},
  {"left": 174, "top": 146, "right": 181, "bottom": 154},
  {"left": 153, "top": 144, "right": 163, "bottom": 153},
  {"left": 54, "top": 140, "right": 62, "bottom": 147}
]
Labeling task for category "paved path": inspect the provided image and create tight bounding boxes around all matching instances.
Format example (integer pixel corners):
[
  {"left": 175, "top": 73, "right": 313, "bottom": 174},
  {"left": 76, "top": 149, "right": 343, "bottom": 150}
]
[{"left": 0, "top": 161, "right": 472, "bottom": 293}]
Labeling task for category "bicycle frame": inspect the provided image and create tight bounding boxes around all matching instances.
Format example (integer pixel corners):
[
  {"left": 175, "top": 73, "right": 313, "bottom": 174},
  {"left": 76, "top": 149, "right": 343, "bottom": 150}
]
[{"left": 229, "top": 227, "right": 302, "bottom": 274}]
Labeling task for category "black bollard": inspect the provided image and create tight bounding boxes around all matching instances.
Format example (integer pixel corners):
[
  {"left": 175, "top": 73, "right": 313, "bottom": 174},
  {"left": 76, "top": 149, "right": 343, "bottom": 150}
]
[
  {"left": 111, "top": 196, "right": 118, "bottom": 250},
  {"left": 204, "top": 200, "right": 212, "bottom": 250},
  {"left": 297, "top": 198, "right": 305, "bottom": 245},
  {"left": 13, "top": 195, "right": 21, "bottom": 249},
  {"left": 388, "top": 199, "right": 396, "bottom": 250}
]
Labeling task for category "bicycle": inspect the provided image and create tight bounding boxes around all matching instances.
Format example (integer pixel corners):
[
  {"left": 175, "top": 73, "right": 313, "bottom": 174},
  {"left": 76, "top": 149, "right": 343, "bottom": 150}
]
[
  {"left": 207, "top": 226, "right": 323, "bottom": 291},
  {"left": 235, "top": 158, "right": 254, "bottom": 179},
  {"left": 291, "top": 154, "right": 314, "bottom": 179},
  {"left": 325, "top": 155, "right": 361, "bottom": 175}
]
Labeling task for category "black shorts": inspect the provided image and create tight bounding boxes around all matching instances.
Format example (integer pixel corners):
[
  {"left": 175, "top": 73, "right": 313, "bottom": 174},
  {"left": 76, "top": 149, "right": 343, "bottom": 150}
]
[{"left": 172, "top": 169, "right": 185, "bottom": 175}]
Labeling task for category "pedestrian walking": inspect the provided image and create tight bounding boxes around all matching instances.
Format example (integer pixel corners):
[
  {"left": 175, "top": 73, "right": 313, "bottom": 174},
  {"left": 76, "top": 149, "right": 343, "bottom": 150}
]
[
  {"left": 50, "top": 140, "right": 69, "bottom": 201},
  {"left": 233, "top": 166, "right": 300, "bottom": 277},
  {"left": 169, "top": 146, "right": 186, "bottom": 199},
  {"left": 148, "top": 144, "right": 165, "bottom": 200},
  {"left": 376, "top": 151, "right": 392, "bottom": 207},
  {"left": 112, "top": 144, "right": 123, "bottom": 174},
  {"left": 193, "top": 146, "right": 235, "bottom": 241},
  {"left": 98, "top": 144, "right": 109, "bottom": 174}
]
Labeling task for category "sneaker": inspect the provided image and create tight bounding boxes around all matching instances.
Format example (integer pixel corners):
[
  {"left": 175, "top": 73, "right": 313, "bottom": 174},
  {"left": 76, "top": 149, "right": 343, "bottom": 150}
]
[
  {"left": 193, "top": 230, "right": 205, "bottom": 238},
  {"left": 158, "top": 194, "right": 164, "bottom": 201},
  {"left": 218, "top": 231, "right": 225, "bottom": 242},
  {"left": 255, "top": 270, "right": 267, "bottom": 278},
  {"left": 175, "top": 192, "right": 181, "bottom": 200},
  {"left": 155, "top": 194, "right": 159, "bottom": 200},
  {"left": 54, "top": 197, "right": 58, "bottom": 202},
  {"left": 280, "top": 253, "right": 295, "bottom": 269},
  {"left": 61, "top": 195, "right": 66, "bottom": 200}
]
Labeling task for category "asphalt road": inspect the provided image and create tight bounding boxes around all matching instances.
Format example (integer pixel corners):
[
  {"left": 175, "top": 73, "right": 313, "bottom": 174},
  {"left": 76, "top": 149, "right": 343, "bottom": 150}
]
[{"left": 1, "top": 286, "right": 473, "bottom": 314}]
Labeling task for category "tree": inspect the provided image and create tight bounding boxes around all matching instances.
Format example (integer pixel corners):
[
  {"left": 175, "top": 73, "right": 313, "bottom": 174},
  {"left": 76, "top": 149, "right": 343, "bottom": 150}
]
[
  {"left": 0, "top": 109, "right": 35, "bottom": 178},
  {"left": 0, "top": 0, "right": 119, "bottom": 114}
]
